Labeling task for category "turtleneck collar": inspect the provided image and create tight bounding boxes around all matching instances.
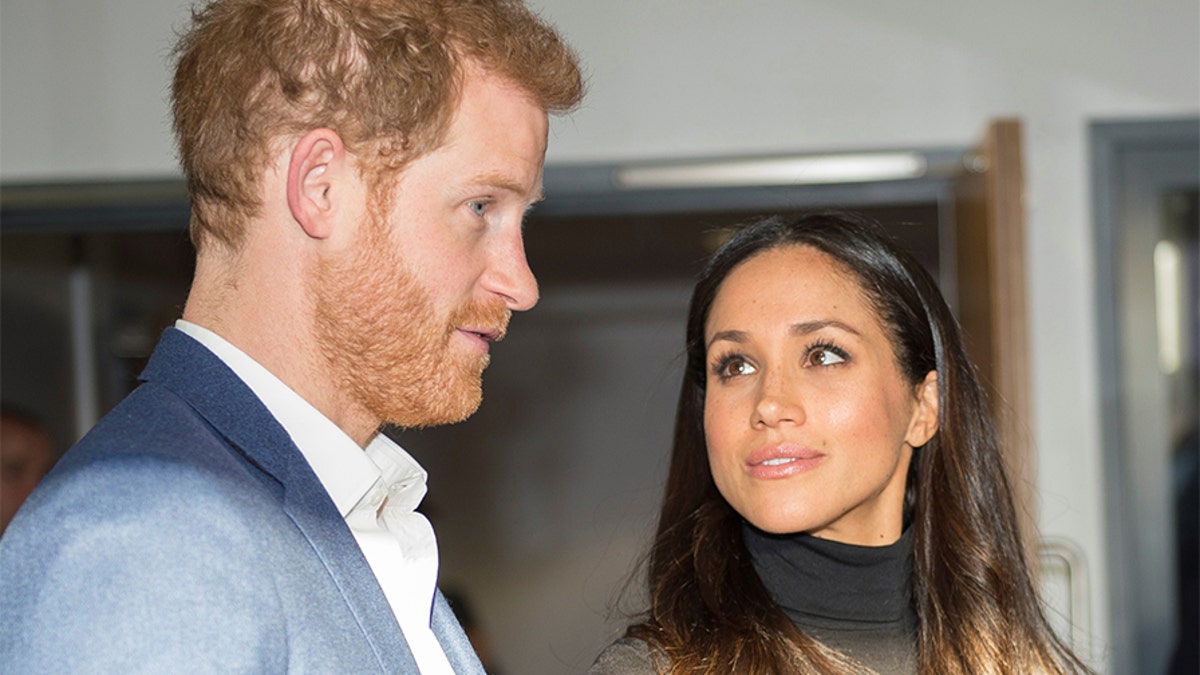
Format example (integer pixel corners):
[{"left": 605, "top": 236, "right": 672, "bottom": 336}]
[{"left": 742, "top": 521, "right": 915, "bottom": 628}]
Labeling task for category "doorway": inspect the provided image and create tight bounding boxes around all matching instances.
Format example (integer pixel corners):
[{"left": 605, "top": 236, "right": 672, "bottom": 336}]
[{"left": 1093, "top": 117, "right": 1200, "bottom": 675}]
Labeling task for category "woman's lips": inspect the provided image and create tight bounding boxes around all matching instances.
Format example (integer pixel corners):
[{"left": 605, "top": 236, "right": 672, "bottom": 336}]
[{"left": 744, "top": 443, "right": 826, "bottom": 479}]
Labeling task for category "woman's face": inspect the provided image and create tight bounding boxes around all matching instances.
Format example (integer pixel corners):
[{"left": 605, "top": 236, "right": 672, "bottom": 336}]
[{"left": 702, "top": 245, "right": 938, "bottom": 546}]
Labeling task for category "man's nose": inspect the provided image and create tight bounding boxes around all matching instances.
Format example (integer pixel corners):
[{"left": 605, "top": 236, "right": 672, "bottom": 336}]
[{"left": 483, "top": 230, "right": 539, "bottom": 311}]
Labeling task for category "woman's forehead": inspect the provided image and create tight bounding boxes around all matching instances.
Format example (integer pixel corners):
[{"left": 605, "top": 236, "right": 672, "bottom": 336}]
[{"left": 707, "top": 246, "right": 873, "bottom": 325}]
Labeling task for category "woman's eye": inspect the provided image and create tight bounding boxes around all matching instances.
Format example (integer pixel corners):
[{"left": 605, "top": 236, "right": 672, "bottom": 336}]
[
  {"left": 717, "top": 357, "right": 756, "bottom": 379},
  {"left": 807, "top": 347, "right": 846, "bottom": 367}
]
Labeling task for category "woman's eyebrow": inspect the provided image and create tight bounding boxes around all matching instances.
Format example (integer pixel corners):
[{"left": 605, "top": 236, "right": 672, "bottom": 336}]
[
  {"left": 706, "top": 329, "right": 748, "bottom": 350},
  {"left": 706, "top": 319, "right": 862, "bottom": 351},
  {"left": 789, "top": 319, "right": 861, "bottom": 337}
]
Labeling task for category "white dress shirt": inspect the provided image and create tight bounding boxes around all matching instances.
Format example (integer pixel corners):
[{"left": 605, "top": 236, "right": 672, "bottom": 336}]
[{"left": 175, "top": 320, "right": 454, "bottom": 674}]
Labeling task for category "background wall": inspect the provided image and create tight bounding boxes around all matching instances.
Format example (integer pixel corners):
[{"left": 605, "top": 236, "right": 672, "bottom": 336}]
[{"left": 3, "top": 0, "right": 1198, "bottom": 672}]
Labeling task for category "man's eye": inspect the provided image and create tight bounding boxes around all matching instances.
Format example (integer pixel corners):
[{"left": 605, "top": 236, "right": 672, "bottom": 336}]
[{"left": 468, "top": 200, "right": 488, "bottom": 217}]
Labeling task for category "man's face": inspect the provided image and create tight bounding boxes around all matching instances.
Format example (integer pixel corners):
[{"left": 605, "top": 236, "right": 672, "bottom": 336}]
[{"left": 315, "top": 65, "right": 549, "bottom": 430}]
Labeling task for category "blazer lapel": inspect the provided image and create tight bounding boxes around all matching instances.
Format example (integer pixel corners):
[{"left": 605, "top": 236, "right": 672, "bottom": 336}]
[
  {"left": 432, "top": 590, "right": 486, "bottom": 674},
  {"left": 277, "top": 457, "right": 419, "bottom": 671},
  {"left": 140, "top": 329, "right": 419, "bottom": 670}
]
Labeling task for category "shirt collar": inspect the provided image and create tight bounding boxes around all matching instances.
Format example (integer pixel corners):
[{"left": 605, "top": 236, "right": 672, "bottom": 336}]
[{"left": 174, "top": 320, "right": 428, "bottom": 516}]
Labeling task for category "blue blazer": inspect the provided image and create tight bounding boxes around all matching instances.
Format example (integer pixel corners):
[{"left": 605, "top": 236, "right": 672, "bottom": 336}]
[{"left": 0, "top": 329, "right": 484, "bottom": 673}]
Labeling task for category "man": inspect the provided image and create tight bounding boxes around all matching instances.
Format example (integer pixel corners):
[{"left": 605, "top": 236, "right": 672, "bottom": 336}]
[{"left": 0, "top": 1, "right": 582, "bottom": 672}]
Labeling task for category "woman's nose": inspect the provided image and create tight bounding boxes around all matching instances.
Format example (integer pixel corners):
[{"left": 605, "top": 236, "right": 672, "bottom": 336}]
[{"left": 752, "top": 373, "right": 804, "bottom": 428}]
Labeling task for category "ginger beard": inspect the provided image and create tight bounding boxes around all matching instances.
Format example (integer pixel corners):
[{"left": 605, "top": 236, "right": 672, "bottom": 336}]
[{"left": 313, "top": 210, "right": 509, "bottom": 430}]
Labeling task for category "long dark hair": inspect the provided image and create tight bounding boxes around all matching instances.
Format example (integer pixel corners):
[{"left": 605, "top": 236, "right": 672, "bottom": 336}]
[{"left": 627, "top": 213, "right": 1090, "bottom": 673}]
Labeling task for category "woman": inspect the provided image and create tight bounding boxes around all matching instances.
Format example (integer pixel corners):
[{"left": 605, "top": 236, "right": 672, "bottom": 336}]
[{"left": 591, "top": 213, "right": 1090, "bottom": 674}]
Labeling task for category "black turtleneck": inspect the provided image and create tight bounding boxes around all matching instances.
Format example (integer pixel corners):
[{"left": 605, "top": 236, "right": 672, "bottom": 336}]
[{"left": 742, "top": 522, "right": 918, "bottom": 674}]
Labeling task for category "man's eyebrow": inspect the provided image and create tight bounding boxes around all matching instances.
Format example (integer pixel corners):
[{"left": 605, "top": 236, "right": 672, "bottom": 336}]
[{"left": 469, "top": 171, "right": 542, "bottom": 202}]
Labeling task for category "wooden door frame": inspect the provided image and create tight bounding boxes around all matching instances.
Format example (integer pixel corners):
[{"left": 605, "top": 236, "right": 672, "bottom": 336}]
[{"left": 951, "top": 119, "right": 1038, "bottom": 555}]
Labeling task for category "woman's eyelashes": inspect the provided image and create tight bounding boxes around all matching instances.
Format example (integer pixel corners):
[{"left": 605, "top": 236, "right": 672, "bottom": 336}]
[
  {"left": 803, "top": 340, "right": 850, "bottom": 367},
  {"left": 708, "top": 340, "right": 851, "bottom": 382},
  {"left": 711, "top": 352, "right": 756, "bottom": 381}
]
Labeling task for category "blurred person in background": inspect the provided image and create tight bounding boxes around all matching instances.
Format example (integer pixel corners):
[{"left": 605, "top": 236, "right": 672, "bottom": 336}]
[{"left": 0, "top": 406, "right": 55, "bottom": 536}]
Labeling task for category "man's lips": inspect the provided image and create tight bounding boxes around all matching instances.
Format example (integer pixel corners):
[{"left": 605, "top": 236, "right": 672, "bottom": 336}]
[
  {"left": 461, "top": 327, "right": 504, "bottom": 342},
  {"left": 744, "top": 443, "right": 826, "bottom": 478},
  {"left": 450, "top": 301, "right": 511, "bottom": 348},
  {"left": 455, "top": 325, "right": 506, "bottom": 353}
]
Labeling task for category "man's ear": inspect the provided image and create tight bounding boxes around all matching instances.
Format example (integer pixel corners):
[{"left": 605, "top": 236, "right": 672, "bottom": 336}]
[
  {"left": 286, "top": 128, "right": 348, "bottom": 240},
  {"left": 905, "top": 370, "right": 940, "bottom": 448}
]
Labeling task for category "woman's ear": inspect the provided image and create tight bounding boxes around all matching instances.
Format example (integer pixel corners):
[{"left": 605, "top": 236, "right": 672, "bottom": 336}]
[
  {"left": 905, "top": 370, "right": 940, "bottom": 448},
  {"left": 286, "top": 128, "right": 347, "bottom": 240}
]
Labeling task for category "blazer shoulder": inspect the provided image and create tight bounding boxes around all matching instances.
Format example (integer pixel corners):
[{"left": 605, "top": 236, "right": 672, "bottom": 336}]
[
  {"left": 0, "top": 330, "right": 396, "bottom": 672},
  {"left": 0, "top": 425, "right": 292, "bottom": 672},
  {"left": 589, "top": 636, "right": 663, "bottom": 675}
]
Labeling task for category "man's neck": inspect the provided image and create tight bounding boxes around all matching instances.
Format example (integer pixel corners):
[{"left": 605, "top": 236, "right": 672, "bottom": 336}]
[{"left": 183, "top": 246, "right": 381, "bottom": 448}]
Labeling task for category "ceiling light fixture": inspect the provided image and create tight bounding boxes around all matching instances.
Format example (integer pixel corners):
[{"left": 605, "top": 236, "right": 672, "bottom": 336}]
[{"left": 613, "top": 152, "right": 928, "bottom": 190}]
